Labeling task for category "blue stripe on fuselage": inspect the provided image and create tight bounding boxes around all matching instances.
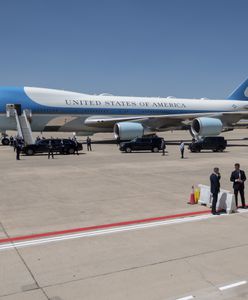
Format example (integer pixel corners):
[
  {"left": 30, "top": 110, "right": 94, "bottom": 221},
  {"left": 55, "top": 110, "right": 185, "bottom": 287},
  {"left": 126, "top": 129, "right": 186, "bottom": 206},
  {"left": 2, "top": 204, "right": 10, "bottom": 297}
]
[
  {"left": 0, "top": 87, "right": 46, "bottom": 112},
  {"left": 0, "top": 87, "right": 224, "bottom": 116}
]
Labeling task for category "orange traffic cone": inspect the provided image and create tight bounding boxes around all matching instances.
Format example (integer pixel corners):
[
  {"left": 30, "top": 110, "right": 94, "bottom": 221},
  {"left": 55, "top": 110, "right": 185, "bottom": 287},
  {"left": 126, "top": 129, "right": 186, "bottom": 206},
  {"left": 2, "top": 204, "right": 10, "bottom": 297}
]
[{"left": 188, "top": 185, "right": 195, "bottom": 205}]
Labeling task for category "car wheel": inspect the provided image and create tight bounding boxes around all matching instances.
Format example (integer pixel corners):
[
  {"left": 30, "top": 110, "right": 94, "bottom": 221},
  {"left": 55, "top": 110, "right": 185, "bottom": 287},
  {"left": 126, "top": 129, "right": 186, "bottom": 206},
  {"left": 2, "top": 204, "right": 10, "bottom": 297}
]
[
  {"left": 26, "top": 148, "right": 34, "bottom": 156},
  {"left": 152, "top": 147, "right": 159, "bottom": 153},
  {"left": 125, "top": 147, "right": 132, "bottom": 153},
  {"left": 68, "top": 148, "right": 75, "bottom": 154},
  {"left": 2, "top": 138, "right": 10, "bottom": 146}
]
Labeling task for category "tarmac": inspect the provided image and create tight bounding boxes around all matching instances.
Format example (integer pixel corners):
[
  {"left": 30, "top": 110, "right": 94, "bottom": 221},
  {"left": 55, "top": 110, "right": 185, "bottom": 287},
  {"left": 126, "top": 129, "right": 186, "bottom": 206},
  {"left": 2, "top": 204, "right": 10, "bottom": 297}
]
[{"left": 1, "top": 129, "right": 248, "bottom": 300}]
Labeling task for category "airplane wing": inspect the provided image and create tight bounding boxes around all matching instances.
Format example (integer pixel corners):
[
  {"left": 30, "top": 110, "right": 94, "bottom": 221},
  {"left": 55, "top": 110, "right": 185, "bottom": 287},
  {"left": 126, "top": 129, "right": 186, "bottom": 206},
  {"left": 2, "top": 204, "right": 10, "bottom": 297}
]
[
  {"left": 84, "top": 111, "right": 248, "bottom": 130},
  {"left": 84, "top": 113, "right": 214, "bottom": 129}
]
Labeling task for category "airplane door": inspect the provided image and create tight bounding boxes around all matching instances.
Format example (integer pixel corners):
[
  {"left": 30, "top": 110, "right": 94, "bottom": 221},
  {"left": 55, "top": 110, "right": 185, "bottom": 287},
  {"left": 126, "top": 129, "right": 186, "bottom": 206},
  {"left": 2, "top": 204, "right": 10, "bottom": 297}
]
[
  {"left": 14, "top": 104, "right": 22, "bottom": 116},
  {"left": 6, "top": 104, "right": 22, "bottom": 116}
]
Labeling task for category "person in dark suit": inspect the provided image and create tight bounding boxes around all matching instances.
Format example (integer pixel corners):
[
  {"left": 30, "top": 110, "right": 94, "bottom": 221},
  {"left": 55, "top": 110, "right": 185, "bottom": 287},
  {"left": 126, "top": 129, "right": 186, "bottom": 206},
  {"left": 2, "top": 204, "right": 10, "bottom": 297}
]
[
  {"left": 210, "top": 167, "right": 221, "bottom": 215},
  {"left": 86, "top": 136, "right": 92, "bottom": 151},
  {"left": 48, "top": 140, "right": 54, "bottom": 159},
  {"left": 230, "top": 163, "right": 246, "bottom": 208},
  {"left": 73, "top": 137, "right": 79, "bottom": 155},
  {"left": 16, "top": 142, "right": 22, "bottom": 160},
  {"left": 161, "top": 138, "right": 166, "bottom": 156}
]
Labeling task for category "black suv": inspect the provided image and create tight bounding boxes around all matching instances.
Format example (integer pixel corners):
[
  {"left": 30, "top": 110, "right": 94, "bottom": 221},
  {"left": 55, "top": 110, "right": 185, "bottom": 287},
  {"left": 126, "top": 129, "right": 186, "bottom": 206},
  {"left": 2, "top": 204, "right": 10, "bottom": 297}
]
[
  {"left": 119, "top": 136, "right": 164, "bottom": 153},
  {"left": 188, "top": 136, "right": 227, "bottom": 153},
  {"left": 23, "top": 139, "right": 83, "bottom": 155}
]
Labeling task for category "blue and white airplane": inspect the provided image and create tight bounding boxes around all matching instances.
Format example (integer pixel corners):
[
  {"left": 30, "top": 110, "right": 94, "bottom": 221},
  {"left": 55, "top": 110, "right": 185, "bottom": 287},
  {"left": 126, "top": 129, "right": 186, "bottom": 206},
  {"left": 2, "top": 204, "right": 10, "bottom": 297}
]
[{"left": 0, "top": 78, "right": 248, "bottom": 143}]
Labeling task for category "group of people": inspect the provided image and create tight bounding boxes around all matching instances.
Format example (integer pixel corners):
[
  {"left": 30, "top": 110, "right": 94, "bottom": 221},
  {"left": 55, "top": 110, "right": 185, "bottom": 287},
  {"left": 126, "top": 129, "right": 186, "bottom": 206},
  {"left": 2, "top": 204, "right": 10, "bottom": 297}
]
[
  {"left": 210, "top": 163, "right": 246, "bottom": 215},
  {"left": 47, "top": 136, "right": 80, "bottom": 159},
  {"left": 13, "top": 135, "right": 93, "bottom": 160},
  {"left": 47, "top": 136, "right": 92, "bottom": 159},
  {"left": 160, "top": 139, "right": 185, "bottom": 158}
]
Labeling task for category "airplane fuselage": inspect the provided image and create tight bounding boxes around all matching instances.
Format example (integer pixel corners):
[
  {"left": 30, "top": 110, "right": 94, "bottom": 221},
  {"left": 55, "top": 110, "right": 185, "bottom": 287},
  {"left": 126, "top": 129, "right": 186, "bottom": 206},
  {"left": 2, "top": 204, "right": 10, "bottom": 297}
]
[{"left": 0, "top": 87, "right": 247, "bottom": 133}]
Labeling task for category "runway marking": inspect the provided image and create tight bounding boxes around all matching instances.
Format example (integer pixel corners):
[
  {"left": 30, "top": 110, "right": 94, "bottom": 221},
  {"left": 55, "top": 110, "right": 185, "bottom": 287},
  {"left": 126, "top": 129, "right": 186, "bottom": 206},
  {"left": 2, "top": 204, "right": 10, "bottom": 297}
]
[
  {"left": 219, "top": 280, "right": 247, "bottom": 291},
  {"left": 0, "top": 214, "right": 214, "bottom": 251},
  {"left": 0, "top": 209, "right": 211, "bottom": 244},
  {"left": 0, "top": 208, "right": 247, "bottom": 252},
  {"left": 176, "top": 295, "right": 194, "bottom": 300}
]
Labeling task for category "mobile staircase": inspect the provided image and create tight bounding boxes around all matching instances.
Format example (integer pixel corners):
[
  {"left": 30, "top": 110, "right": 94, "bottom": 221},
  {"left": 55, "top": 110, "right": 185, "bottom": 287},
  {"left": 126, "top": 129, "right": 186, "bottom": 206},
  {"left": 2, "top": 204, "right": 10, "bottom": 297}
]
[{"left": 6, "top": 104, "right": 35, "bottom": 145}]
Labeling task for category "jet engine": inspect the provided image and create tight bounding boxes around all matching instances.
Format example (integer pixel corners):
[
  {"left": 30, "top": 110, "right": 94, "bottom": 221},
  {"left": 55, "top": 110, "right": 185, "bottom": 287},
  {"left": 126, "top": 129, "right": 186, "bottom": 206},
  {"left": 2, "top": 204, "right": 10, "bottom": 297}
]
[
  {"left": 191, "top": 117, "right": 223, "bottom": 137},
  {"left": 114, "top": 122, "right": 145, "bottom": 140}
]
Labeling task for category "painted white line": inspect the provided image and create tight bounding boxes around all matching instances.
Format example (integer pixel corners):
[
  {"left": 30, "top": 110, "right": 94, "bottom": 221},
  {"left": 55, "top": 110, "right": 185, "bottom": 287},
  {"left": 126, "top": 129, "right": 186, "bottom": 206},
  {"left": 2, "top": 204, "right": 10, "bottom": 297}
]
[
  {"left": 237, "top": 208, "right": 248, "bottom": 214},
  {"left": 2, "top": 208, "right": 248, "bottom": 252},
  {"left": 219, "top": 280, "right": 247, "bottom": 291},
  {"left": 176, "top": 295, "right": 194, "bottom": 300},
  {"left": 0, "top": 214, "right": 214, "bottom": 251}
]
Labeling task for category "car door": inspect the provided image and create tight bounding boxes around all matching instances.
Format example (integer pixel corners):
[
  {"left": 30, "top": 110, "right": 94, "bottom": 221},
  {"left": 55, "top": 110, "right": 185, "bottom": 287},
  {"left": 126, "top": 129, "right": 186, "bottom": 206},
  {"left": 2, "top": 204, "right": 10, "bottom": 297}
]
[
  {"left": 132, "top": 138, "right": 142, "bottom": 150},
  {"left": 208, "top": 138, "right": 216, "bottom": 149},
  {"left": 52, "top": 139, "right": 62, "bottom": 152},
  {"left": 63, "top": 139, "right": 71, "bottom": 152},
  {"left": 37, "top": 140, "right": 49, "bottom": 152},
  {"left": 139, "top": 138, "right": 149, "bottom": 150},
  {"left": 150, "top": 138, "right": 157, "bottom": 150}
]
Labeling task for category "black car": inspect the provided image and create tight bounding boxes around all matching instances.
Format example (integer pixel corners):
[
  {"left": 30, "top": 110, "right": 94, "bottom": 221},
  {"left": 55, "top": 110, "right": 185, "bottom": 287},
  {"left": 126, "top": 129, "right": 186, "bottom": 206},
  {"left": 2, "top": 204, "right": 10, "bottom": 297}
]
[
  {"left": 22, "top": 139, "right": 83, "bottom": 155},
  {"left": 119, "top": 136, "right": 164, "bottom": 153},
  {"left": 188, "top": 136, "right": 227, "bottom": 152}
]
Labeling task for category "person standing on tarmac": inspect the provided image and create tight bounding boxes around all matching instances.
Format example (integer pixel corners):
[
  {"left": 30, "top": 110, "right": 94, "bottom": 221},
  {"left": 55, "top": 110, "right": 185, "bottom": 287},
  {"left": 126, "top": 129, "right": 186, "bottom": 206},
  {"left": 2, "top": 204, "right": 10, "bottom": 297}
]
[
  {"left": 60, "top": 139, "right": 65, "bottom": 155},
  {"left": 73, "top": 137, "right": 79, "bottom": 155},
  {"left": 179, "top": 140, "right": 185, "bottom": 159},
  {"left": 86, "top": 136, "right": 92, "bottom": 151},
  {"left": 10, "top": 136, "right": 14, "bottom": 146},
  {"left": 210, "top": 167, "right": 221, "bottom": 215},
  {"left": 13, "top": 137, "right": 17, "bottom": 152},
  {"left": 161, "top": 138, "right": 166, "bottom": 156},
  {"left": 48, "top": 140, "right": 54, "bottom": 159},
  {"left": 16, "top": 142, "right": 22, "bottom": 160},
  {"left": 116, "top": 136, "right": 121, "bottom": 147},
  {"left": 230, "top": 163, "right": 247, "bottom": 208}
]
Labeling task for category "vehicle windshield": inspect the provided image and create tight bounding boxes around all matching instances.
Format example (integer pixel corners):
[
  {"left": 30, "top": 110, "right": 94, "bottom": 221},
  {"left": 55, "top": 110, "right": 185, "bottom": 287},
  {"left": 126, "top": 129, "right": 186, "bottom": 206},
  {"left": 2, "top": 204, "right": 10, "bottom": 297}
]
[{"left": 37, "top": 140, "right": 49, "bottom": 145}]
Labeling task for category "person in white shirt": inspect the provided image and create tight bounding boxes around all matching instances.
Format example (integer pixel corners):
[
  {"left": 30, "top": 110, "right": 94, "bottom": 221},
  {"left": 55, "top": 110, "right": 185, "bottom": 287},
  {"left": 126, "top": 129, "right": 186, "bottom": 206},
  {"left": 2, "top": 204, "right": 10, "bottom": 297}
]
[
  {"left": 179, "top": 141, "right": 185, "bottom": 159},
  {"left": 230, "top": 163, "right": 246, "bottom": 208}
]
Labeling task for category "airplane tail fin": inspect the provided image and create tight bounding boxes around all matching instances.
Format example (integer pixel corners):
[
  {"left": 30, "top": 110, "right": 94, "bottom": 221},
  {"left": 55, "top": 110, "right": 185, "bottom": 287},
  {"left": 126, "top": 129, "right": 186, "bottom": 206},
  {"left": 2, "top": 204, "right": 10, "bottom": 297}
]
[{"left": 228, "top": 78, "right": 248, "bottom": 100}]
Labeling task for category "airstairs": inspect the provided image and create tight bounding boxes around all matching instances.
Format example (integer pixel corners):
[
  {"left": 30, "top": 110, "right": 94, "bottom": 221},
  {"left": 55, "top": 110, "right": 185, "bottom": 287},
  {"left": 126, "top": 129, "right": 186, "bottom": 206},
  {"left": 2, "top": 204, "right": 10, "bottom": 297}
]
[{"left": 6, "top": 104, "right": 35, "bottom": 145}]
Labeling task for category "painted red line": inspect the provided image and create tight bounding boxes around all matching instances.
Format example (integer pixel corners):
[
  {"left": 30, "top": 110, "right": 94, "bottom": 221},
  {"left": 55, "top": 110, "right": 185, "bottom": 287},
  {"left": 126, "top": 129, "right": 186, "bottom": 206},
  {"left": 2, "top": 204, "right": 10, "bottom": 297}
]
[{"left": 0, "top": 209, "right": 210, "bottom": 244}]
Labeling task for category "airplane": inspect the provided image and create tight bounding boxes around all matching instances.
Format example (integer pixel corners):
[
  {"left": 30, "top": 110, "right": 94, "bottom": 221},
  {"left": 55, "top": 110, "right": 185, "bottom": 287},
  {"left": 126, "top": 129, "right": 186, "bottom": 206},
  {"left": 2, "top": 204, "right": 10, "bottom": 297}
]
[{"left": 0, "top": 78, "right": 248, "bottom": 145}]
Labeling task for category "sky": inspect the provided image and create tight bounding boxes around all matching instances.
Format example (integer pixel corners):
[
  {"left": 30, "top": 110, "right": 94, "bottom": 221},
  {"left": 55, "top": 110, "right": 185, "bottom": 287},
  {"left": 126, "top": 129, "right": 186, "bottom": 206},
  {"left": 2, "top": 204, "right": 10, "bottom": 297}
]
[{"left": 0, "top": 0, "right": 248, "bottom": 98}]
